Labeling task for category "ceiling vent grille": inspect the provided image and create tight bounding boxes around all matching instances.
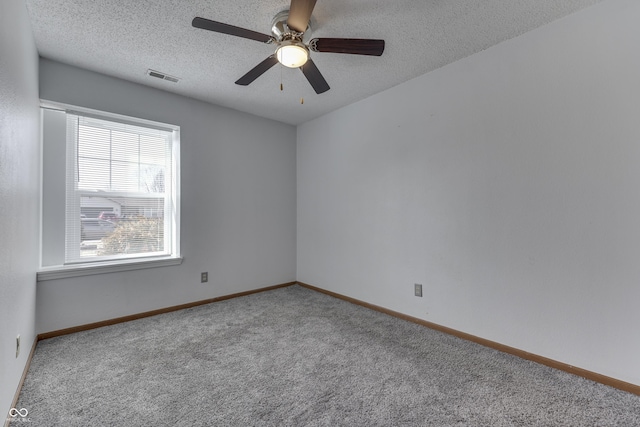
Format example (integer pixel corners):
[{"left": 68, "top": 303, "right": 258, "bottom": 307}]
[{"left": 147, "top": 69, "right": 179, "bottom": 83}]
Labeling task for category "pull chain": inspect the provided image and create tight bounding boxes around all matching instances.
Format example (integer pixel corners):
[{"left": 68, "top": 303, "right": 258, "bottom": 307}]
[{"left": 278, "top": 63, "right": 303, "bottom": 104}]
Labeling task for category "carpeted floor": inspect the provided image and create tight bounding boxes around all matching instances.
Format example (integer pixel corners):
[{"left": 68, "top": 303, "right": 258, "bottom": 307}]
[{"left": 14, "top": 285, "right": 640, "bottom": 426}]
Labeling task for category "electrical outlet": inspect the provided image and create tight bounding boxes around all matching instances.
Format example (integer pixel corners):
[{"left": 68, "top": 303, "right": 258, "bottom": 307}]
[
  {"left": 16, "top": 334, "right": 20, "bottom": 358},
  {"left": 414, "top": 283, "right": 423, "bottom": 297},
  {"left": 201, "top": 272, "right": 208, "bottom": 283}
]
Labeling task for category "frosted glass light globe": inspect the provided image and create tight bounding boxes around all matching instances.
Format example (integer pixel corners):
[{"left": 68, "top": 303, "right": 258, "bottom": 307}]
[{"left": 276, "top": 43, "right": 309, "bottom": 68}]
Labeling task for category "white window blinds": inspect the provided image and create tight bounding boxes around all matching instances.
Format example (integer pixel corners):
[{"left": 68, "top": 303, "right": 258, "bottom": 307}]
[{"left": 64, "top": 112, "right": 178, "bottom": 263}]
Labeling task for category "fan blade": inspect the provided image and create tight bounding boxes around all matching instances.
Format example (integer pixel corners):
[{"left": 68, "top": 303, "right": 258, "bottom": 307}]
[
  {"left": 300, "top": 58, "right": 330, "bottom": 94},
  {"left": 192, "top": 17, "right": 273, "bottom": 43},
  {"left": 310, "top": 38, "right": 385, "bottom": 56},
  {"left": 235, "top": 55, "right": 279, "bottom": 86},
  {"left": 287, "top": 0, "right": 317, "bottom": 33}
]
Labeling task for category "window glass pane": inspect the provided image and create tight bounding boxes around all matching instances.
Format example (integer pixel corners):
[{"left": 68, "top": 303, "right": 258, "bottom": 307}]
[
  {"left": 112, "top": 131, "right": 139, "bottom": 162},
  {"left": 140, "top": 164, "right": 165, "bottom": 193},
  {"left": 140, "top": 135, "right": 166, "bottom": 165},
  {"left": 111, "top": 160, "right": 140, "bottom": 192},
  {"left": 78, "top": 158, "right": 110, "bottom": 191},
  {"left": 78, "top": 125, "right": 110, "bottom": 160}
]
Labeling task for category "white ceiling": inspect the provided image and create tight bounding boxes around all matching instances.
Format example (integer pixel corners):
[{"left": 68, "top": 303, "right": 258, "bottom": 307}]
[{"left": 25, "top": 0, "right": 603, "bottom": 125}]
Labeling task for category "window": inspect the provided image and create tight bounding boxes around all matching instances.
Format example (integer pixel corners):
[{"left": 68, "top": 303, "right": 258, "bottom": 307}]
[{"left": 39, "top": 102, "right": 181, "bottom": 279}]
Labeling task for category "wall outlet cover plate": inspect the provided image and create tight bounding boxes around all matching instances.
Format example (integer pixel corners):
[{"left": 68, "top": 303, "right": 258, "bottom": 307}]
[{"left": 414, "top": 284, "right": 423, "bottom": 297}]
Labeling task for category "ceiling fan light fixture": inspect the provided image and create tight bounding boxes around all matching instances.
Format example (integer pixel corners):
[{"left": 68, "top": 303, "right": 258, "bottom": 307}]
[
  {"left": 192, "top": 0, "right": 384, "bottom": 94},
  {"left": 276, "top": 41, "right": 309, "bottom": 68}
]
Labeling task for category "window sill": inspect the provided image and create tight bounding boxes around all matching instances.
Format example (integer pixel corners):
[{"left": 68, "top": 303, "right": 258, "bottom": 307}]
[{"left": 37, "top": 256, "right": 183, "bottom": 281}]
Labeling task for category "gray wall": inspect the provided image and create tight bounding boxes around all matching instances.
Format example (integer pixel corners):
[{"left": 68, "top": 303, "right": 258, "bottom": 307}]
[
  {"left": 297, "top": 0, "right": 640, "bottom": 386},
  {"left": 37, "top": 59, "right": 297, "bottom": 333},
  {"left": 0, "top": 0, "right": 40, "bottom": 417}
]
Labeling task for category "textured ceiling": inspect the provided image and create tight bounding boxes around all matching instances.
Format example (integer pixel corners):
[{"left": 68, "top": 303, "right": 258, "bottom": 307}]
[{"left": 25, "top": 0, "right": 603, "bottom": 125}]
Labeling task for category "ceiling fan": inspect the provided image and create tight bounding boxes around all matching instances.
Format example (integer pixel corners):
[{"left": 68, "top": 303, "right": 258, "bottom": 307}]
[{"left": 192, "top": 0, "right": 385, "bottom": 94}]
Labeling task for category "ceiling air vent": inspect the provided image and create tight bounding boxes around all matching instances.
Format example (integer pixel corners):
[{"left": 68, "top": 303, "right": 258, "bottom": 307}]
[{"left": 147, "top": 69, "right": 179, "bottom": 83}]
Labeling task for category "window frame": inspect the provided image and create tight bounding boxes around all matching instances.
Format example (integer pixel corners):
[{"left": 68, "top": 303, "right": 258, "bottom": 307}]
[{"left": 38, "top": 101, "right": 182, "bottom": 281}]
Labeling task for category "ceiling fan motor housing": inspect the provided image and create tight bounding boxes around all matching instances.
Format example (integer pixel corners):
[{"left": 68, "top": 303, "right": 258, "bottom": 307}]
[{"left": 271, "top": 10, "right": 312, "bottom": 43}]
